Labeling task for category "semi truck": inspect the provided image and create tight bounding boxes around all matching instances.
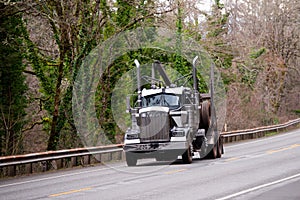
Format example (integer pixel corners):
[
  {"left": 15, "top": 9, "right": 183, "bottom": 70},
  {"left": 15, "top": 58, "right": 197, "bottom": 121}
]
[{"left": 123, "top": 56, "right": 223, "bottom": 166}]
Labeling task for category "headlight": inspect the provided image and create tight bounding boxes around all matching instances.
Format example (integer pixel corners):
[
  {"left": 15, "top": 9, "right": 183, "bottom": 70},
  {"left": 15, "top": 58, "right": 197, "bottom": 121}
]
[
  {"left": 171, "top": 131, "right": 185, "bottom": 137},
  {"left": 126, "top": 133, "right": 139, "bottom": 140}
]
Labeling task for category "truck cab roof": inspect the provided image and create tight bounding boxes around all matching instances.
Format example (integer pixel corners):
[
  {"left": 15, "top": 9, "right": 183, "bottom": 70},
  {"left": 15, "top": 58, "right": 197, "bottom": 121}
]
[{"left": 141, "top": 86, "right": 190, "bottom": 97}]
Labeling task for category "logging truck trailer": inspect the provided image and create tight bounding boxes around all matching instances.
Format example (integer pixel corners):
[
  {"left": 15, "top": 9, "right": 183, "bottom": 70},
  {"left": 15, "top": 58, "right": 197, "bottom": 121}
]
[{"left": 123, "top": 57, "right": 223, "bottom": 166}]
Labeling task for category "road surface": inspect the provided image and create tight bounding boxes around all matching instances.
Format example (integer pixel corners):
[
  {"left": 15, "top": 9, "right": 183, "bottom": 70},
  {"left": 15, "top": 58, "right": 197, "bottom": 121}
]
[{"left": 1, "top": 128, "right": 300, "bottom": 200}]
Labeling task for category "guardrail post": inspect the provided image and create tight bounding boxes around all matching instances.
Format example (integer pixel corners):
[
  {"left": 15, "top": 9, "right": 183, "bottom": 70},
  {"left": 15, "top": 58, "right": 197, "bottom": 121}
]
[
  {"left": 248, "top": 134, "right": 251, "bottom": 139},
  {"left": 257, "top": 132, "right": 261, "bottom": 138},
  {"left": 109, "top": 152, "right": 113, "bottom": 161},
  {"left": 94, "top": 154, "right": 101, "bottom": 163},
  {"left": 238, "top": 135, "right": 242, "bottom": 141},
  {"left": 56, "top": 159, "right": 63, "bottom": 169},
  {"left": 8, "top": 165, "right": 16, "bottom": 177},
  {"left": 83, "top": 155, "right": 90, "bottom": 165},
  {"left": 25, "top": 163, "right": 33, "bottom": 174},
  {"left": 118, "top": 151, "right": 123, "bottom": 160},
  {"left": 100, "top": 153, "right": 104, "bottom": 162},
  {"left": 41, "top": 161, "right": 48, "bottom": 172},
  {"left": 222, "top": 136, "right": 227, "bottom": 143},
  {"left": 71, "top": 156, "right": 77, "bottom": 167}
]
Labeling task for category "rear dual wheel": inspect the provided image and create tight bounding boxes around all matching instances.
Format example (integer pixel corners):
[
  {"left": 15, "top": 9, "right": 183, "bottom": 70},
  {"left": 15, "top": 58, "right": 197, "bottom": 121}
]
[
  {"left": 207, "top": 138, "right": 223, "bottom": 159},
  {"left": 182, "top": 145, "right": 193, "bottom": 164},
  {"left": 217, "top": 138, "right": 223, "bottom": 158},
  {"left": 200, "top": 101, "right": 211, "bottom": 130},
  {"left": 207, "top": 143, "right": 217, "bottom": 159}
]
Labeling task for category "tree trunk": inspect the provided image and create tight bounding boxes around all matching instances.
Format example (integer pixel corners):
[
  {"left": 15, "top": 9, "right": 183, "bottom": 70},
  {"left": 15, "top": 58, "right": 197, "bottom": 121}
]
[{"left": 47, "top": 60, "right": 63, "bottom": 151}]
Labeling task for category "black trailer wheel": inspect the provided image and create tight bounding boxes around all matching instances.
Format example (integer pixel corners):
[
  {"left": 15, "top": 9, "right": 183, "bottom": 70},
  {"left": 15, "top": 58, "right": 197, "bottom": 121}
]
[
  {"left": 217, "top": 138, "right": 223, "bottom": 158},
  {"left": 200, "top": 101, "right": 211, "bottom": 130},
  {"left": 126, "top": 153, "right": 137, "bottom": 166},
  {"left": 207, "top": 143, "right": 217, "bottom": 159},
  {"left": 182, "top": 145, "right": 193, "bottom": 164}
]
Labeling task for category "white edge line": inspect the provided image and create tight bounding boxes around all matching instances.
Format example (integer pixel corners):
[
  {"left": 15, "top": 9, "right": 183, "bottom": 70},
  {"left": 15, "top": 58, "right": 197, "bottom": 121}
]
[
  {"left": 216, "top": 173, "right": 300, "bottom": 200},
  {"left": 1, "top": 130, "right": 299, "bottom": 188}
]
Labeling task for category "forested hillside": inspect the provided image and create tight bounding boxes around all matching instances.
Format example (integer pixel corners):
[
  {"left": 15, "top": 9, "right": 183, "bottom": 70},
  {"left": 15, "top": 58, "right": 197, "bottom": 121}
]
[{"left": 0, "top": 0, "right": 299, "bottom": 155}]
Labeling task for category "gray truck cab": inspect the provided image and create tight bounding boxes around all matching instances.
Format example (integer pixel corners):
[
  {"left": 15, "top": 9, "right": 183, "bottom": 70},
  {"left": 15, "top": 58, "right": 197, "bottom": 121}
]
[{"left": 123, "top": 58, "right": 223, "bottom": 166}]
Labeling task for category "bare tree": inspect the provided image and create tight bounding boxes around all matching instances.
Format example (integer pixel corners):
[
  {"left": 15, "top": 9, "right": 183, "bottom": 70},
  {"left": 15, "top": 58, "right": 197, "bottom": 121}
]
[{"left": 225, "top": 0, "right": 300, "bottom": 126}]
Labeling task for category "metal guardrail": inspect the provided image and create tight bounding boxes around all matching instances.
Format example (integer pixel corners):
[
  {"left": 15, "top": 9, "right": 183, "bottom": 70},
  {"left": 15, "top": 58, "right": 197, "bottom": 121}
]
[
  {"left": 221, "top": 118, "right": 300, "bottom": 143},
  {"left": 1, "top": 118, "right": 300, "bottom": 177},
  {"left": 0, "top": 144, "right": 124, "bottom": 177}
]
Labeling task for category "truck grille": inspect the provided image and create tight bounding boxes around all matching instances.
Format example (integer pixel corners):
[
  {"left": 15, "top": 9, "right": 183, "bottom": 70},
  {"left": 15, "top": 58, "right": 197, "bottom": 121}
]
[{"left": 139, "top": 111, "right": 170, "bottom": 142}]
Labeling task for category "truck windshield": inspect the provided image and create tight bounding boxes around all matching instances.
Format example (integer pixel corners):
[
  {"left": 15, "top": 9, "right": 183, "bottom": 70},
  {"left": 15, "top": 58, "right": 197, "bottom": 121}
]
[{"left": 142, "top": 94, "right": 180, "bottom": 109}]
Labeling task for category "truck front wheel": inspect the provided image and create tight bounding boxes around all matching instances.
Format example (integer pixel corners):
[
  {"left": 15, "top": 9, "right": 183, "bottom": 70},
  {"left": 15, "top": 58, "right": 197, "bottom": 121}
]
[{"left": 126, "top": 153, "right": 137, "bottom": 166}]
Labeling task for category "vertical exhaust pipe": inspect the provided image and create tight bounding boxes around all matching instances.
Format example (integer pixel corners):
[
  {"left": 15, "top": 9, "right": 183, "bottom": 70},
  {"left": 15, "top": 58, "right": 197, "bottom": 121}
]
[
  {"left": 210, "top": 62, "right": 214, "bottom": 110},
  {"left": 151, "top": 63, "right": 155, "bottom": 89},
  {"left": 193, "top": 56, "right": 199, "bottom": 91},
  {"left": 134, "top": 59, "right": 142, "bottom": 107}
]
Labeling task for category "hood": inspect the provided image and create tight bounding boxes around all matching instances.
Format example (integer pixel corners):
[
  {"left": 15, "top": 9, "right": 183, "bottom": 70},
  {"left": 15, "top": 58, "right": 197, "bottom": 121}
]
[{"left": 139, "top": 106, "right": 169, "bottom": 114}]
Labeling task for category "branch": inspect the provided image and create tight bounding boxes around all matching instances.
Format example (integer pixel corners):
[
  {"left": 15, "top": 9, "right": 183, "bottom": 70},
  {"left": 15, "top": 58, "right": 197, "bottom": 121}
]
[
  {"left": 22, "top": 120, "right": 44, "bottom": 132},
  {"left": 23, "top": 69, "right": 36, "bottom": 75},
  {"left": 0, "top": 1, "right": 38, "bottom": 18},
  {"left": 116, "top": 8, "right": 176, "bottom": 34}
]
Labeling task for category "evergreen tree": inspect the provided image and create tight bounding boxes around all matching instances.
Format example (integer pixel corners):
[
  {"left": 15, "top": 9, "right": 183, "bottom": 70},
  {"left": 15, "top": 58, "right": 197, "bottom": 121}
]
[
  {"left": 204, "top": 0, "right": 233, "bottom": 71},
  {"left": 0, "top": 3, "right": 27, "bottom": 156}
]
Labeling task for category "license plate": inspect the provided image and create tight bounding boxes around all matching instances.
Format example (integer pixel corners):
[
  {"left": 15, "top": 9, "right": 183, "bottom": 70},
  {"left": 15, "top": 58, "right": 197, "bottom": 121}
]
[{"left": 137, "top": 144, "right": 151, "bottom": 150}]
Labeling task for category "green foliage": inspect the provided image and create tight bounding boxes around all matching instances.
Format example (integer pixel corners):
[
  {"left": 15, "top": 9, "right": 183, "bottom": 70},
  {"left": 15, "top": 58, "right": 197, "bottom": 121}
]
[
  {"left": 116, "top": 0, "right": 134, "bottom": 27},
  {"left": 238, "top": 65, "right": 258, "bottom": 89},
  {"left": 115, "top": 0, "right": 155, "bottom": 29},
  {"left": 250, "top": 48, "right": 266, "bottom": 59},
  {"left": 265, "top": 131, "right": 279, "bottom": 137},
  {"left": 23, "top": 0, "right": 130, "bottom": 150},
  {"left": 0, "top": 8, "right": 27, "bottom": 155},
  {"left": 293, "top": 110, "right": 300, "bottom": 116},
  {"left": 204, "top": 1, "right": 233, "bottom": 82},
  {"left": 221, "top": 72, "right": 236, "bottom": 86}
]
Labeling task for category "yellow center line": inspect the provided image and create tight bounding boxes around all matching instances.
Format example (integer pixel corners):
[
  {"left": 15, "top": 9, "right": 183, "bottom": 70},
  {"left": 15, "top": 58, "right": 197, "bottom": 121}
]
[
  {"left": 165, "top": 169, "right": 187, "bottom": 175},
  {"left": 267, "top": 144, "right": 300, "bottom": 154},
  {"left": 49, "top": 187, "right": 92, "bottom": 197},
  {"left": 225, "top": 157, "right": 240, "bottom": 162}
]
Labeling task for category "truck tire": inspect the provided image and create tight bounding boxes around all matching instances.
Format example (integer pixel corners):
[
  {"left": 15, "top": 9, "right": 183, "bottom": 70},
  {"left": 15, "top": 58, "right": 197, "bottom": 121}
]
[
  {"left": 200, "top": 101, "right": 211, "bottom": 130},
  {"left": 126, "top": 153, "right": 137, "bottom": 166},
  {"left": 217, "top": 138, "right": 223, "bottom": 158},
  {"left": 207, "top": 143, "right": 217, "bottom": 159},
  {"left": 182, "top": 145, "right": 193, "bottom": 164}
]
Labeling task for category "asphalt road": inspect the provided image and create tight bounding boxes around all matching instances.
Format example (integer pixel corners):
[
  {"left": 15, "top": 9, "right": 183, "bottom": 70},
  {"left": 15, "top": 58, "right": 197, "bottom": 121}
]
[{"left": 1, "top": 129, "right": 300, "bottom": 200}]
